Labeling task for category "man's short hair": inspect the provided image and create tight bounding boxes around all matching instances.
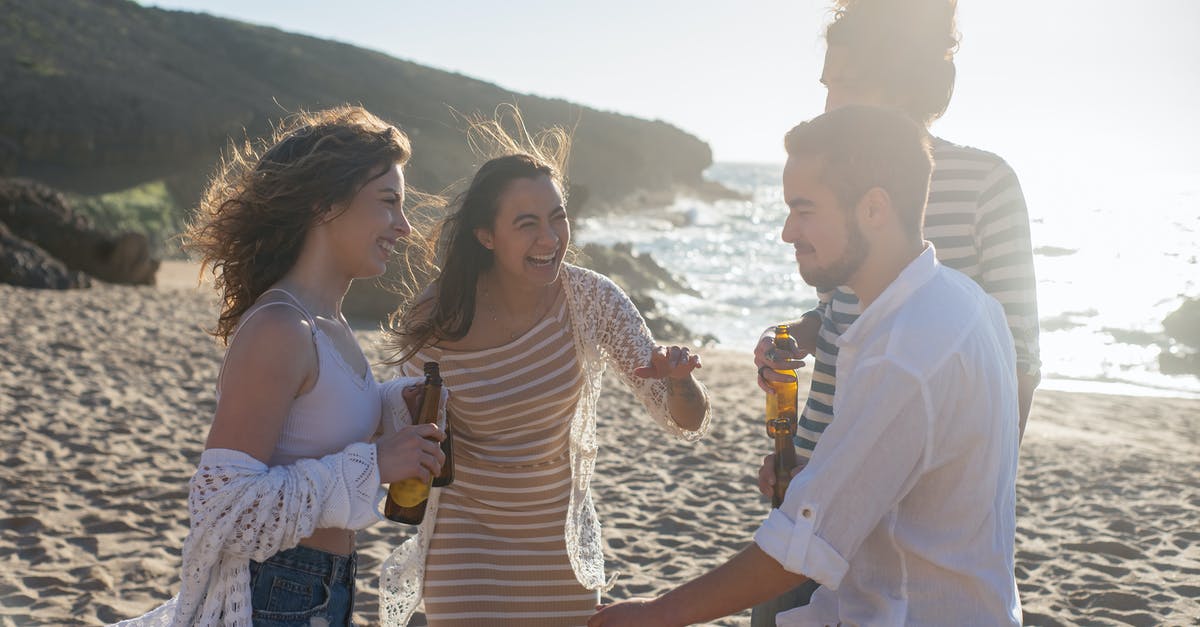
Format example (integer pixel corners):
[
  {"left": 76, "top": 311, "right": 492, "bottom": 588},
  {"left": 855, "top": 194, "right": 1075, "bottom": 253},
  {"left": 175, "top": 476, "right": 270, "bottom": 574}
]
[{"left": 784, "top": 106, "right": 933, "bottom": 243}]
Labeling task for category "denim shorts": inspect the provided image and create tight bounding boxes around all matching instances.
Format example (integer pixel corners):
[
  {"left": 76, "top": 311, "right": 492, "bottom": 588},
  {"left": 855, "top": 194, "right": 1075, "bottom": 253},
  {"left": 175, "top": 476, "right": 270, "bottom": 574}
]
[{"left": 248, "top": 544, "right": 357, "bottom": 627}]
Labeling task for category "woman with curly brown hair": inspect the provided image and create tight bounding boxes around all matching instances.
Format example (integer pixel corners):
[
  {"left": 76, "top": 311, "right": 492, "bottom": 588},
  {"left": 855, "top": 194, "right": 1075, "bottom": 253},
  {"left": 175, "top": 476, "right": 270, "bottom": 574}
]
[{"left": 115, "top": 105, "right": 444, "bottom": 626}]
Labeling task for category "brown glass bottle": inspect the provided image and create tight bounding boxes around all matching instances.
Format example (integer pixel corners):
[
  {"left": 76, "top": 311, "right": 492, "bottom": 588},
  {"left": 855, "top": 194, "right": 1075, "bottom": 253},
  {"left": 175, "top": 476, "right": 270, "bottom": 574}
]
[
  {"left": 431, "top": 409, "right": 454, "bottom": 488},
  {"left": 384, "top": 362, "right": 446, "bottom": 524},
  {"left": 765, "top": 325, "right": 799, "bottom": 508}
]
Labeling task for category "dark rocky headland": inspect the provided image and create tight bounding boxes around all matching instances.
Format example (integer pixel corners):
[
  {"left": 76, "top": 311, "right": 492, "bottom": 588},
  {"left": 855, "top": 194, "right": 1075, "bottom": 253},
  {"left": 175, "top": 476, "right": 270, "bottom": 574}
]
[{"left": 1, "top": 0, "right": 740, "bottom": 341}]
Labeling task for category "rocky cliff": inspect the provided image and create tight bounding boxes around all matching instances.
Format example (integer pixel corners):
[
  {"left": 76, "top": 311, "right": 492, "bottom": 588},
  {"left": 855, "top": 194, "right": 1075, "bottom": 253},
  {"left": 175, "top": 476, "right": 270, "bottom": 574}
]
[{"left": 1, "top": 0, "right": 720, "bottom": 212}]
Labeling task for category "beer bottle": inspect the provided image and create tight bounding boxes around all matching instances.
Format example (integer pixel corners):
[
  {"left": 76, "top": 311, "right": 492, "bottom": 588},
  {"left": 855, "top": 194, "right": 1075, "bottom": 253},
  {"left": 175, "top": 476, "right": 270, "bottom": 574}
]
[
  {"left": 765, "top": 325, "right": 799, "bottom": 508},
  {"left": 384, "top": 362, "right": 447, "bottom": 524},
  {"left": 431, "top": 409, "right": 455, "bottom": 488}
]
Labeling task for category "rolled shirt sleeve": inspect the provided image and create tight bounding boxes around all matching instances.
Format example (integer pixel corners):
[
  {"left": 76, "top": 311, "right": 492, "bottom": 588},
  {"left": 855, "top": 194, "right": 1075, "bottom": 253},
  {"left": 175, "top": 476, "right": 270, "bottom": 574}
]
[
  {"left": 754, "top": 358, "right": 931, "bottom": 589},
  {"left": 754, "top": 506, "right": 848, "bottom": 589}
]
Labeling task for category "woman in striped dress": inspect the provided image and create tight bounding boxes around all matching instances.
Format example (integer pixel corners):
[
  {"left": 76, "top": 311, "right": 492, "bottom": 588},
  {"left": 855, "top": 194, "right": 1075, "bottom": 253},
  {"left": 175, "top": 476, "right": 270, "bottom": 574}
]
[{"left": 379, "top": 111, "right": 712, "bottom": 626}]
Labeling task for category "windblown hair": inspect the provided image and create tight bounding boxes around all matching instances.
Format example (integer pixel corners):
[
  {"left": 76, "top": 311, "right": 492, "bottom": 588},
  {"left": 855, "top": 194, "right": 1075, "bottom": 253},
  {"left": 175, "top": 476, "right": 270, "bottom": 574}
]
[
  {"left": 385, "top": 104, "right": 571, "bottom": 365},
  {"left": 826, "top": 0, "right": 960, "bottom": 125},
  {"left": 785, "top": 105, "right": 933, "bottom": 243},
  {"left": 187, "top": 105, "right": 412, "bottom": 344}
]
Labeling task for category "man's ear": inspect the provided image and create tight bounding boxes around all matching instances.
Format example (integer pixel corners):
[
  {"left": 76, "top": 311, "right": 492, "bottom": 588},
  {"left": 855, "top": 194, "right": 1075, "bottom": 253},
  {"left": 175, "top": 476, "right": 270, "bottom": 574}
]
[
  {"left": 475, "top": 228, "right": 495, "bottom": 250},
  {"left": 856, "top": 187, "right": 893, "bottom": 228}
]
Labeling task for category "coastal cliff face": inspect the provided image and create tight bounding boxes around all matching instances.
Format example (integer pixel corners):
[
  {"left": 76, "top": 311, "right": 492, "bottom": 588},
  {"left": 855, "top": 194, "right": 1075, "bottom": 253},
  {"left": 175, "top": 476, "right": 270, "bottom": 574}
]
[
  {"left": 0, "top": 0, "right": 716, "bottom": 211},
  {"left": 0, "top": 0, "right": 730, "bottom": 342}
]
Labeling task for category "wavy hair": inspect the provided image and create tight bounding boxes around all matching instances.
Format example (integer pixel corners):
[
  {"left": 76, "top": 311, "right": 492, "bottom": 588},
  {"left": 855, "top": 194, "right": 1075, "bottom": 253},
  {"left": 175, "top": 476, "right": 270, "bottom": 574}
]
[
  {"left": 187, "top": 105, "right": 412, "bottom": 343},
  {"left": 826, "top": 0, "right": 961, "bottom": 125},
  {"left": 385, "top": 104, "right": 571, "bottom": 365}
]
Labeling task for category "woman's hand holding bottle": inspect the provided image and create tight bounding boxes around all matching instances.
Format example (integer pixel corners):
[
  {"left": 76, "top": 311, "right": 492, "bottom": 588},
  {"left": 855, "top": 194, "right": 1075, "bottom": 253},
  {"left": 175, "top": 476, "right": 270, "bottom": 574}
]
[{"left": 376, "top": 418, "right": 445, "bottom": 484}]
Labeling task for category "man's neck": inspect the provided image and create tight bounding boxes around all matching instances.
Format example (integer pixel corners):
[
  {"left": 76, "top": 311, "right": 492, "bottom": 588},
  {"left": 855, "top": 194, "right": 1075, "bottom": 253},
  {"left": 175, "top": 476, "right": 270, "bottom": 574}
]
[{"left": 847, "top": 240, "right": 925, "bottom": 310}]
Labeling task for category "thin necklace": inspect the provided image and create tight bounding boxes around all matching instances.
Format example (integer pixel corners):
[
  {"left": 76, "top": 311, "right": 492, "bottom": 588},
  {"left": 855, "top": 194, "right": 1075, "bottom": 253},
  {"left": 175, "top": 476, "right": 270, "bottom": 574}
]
[{"left": 483, "top": 284, "right": 552, "bottom": 340}]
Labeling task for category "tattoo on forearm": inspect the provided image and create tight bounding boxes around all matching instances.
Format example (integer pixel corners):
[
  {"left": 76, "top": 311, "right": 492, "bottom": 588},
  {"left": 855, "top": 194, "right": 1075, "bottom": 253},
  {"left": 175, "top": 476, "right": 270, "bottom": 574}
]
[{"left": 666, "top": 376, "right": 704, "bottom": 403}]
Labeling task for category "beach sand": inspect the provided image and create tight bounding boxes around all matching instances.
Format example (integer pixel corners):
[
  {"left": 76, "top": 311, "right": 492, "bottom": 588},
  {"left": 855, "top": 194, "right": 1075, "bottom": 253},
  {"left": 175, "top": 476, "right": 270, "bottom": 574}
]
[{"left": 2, "top": 263, "right": 1198, "bottom": 626}]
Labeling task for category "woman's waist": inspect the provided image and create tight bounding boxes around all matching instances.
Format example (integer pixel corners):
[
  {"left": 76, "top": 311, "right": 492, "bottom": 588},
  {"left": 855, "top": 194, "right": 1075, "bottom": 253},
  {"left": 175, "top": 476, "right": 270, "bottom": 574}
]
[
  {"left": 454, "top": 445, "right": 571, "bottom": 471},
  {"left": 442, "top": 454, "right": 574, "bottom": 507},
  {"left": 296, "top": 527, "right": 358, "bottom": 557}
]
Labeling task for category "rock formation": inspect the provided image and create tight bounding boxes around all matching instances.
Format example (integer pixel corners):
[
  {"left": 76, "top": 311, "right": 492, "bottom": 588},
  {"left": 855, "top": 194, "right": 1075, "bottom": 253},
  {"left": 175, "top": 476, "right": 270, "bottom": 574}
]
[
  {"left": 0, "top": 178, "right": 159, "bottom": 288},
  {"left": 1159, "top": 298, "right": 1200, "bottom": 377}
]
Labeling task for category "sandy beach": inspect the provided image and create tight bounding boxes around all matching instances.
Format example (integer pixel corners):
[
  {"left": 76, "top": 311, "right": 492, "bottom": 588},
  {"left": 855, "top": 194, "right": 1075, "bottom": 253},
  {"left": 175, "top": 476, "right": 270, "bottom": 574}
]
[{"left": 1, "top": 264, "right": 1198, "bottom": 626}]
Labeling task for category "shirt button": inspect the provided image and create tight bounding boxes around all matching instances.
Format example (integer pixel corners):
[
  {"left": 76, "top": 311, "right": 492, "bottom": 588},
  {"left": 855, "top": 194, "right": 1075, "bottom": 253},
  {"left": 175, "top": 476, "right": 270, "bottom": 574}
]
[{"left": 802, "top": 508, "right": 813, "bottom": 519}]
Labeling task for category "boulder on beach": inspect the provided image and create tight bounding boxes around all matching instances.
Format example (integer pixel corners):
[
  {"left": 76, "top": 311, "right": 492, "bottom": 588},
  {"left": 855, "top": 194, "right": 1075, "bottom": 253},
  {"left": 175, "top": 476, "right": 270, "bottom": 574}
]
[
  {"left": 1159, "top": 297, "right": 1200, "bottom": 377},
  {"left": 578, "top": 242, "right": 700, "bottom": 298},
  {"left": 1162, "top": 298, "right": 1200, "bottom": 349},
  {"left": 0, "top": 178, "right": 159, "bottom": 287},
  {"left": 577, "top": 242, "right": 715, "bottom": 346},
  {"left": 0, "top": 222, "right": 91, "bottom": 289}
]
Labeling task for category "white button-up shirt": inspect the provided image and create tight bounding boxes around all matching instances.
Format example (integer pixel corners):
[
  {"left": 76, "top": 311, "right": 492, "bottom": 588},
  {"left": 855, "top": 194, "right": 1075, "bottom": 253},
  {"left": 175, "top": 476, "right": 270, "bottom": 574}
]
[{"left": 754, "top": 244, "right": 1022, "bottom": 626}]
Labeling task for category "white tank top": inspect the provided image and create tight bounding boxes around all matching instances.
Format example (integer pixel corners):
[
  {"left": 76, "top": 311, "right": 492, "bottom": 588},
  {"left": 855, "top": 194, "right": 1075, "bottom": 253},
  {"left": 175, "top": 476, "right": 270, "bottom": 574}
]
[{"left": 218, "top": 288, "right": 380, "bottom": 466}]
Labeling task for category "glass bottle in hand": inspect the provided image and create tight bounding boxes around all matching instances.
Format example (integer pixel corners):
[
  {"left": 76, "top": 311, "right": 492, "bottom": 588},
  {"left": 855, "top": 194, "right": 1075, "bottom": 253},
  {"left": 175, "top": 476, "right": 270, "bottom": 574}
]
[{"left": 385, "top": 362, "right": 451, "bottom": 524}]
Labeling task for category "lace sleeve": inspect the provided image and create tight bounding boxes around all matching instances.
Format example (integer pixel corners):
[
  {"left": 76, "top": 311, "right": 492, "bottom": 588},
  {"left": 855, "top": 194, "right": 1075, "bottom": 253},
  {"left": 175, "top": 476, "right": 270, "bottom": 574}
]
[{"left": 584, "top": 270, "right": 711, "bottom": 441}]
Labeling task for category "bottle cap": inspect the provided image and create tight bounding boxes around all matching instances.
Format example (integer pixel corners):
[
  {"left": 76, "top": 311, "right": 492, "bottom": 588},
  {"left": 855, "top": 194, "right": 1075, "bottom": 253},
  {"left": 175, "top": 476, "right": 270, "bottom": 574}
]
[{"left": 424, "top": 361, "right": 442, "bottom": 385}]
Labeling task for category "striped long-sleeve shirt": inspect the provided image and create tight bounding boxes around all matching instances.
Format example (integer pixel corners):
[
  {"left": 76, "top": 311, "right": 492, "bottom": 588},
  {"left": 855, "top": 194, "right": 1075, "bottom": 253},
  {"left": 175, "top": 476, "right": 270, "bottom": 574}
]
[{"left": 795, "top": 137, "right": 1040, "bottom": 459}]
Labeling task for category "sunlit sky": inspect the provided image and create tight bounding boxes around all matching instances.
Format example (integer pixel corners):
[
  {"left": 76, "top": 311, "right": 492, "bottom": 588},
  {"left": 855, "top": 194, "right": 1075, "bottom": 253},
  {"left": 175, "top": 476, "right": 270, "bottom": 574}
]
[{"left": 143, "top": 0, "right": 1200, "bottom": 170}]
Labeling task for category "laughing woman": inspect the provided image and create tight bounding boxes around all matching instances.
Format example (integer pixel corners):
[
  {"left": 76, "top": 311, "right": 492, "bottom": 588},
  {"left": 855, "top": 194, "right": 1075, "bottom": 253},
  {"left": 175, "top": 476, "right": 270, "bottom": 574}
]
[
  {"left": 379, "top": 110, "right": 712, "bottom": 626},
  {"left": 115, "top": 106, "right": 444, "bottom": 626}
]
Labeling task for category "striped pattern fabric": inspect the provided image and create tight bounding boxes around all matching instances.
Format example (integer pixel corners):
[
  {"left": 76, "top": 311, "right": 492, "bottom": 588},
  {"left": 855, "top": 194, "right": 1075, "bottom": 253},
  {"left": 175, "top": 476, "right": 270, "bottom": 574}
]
[
  {"left": 402, "top": 289, "right": 594, "bottom": 626},
  {"left": 795, "top": 137, "right": 1041, "bottom": 460}
]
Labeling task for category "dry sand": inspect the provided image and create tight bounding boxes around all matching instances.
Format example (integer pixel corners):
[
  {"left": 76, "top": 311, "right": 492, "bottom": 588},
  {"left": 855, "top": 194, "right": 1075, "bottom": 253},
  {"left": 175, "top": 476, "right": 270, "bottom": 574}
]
[{"left": 1, "top": 262, "right": 1198, "bottom": 626}]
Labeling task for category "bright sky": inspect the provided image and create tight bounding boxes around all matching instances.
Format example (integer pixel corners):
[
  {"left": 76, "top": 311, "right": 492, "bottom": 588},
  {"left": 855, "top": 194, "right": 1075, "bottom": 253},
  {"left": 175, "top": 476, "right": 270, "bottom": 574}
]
[{"left": 143, "top": 0, "right": 1200, "bottom": 172}]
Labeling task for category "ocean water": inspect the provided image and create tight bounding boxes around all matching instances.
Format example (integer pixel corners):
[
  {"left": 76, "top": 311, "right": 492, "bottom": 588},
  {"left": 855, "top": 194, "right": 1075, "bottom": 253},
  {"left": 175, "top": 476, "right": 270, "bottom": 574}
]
[{"left": 575, "top": 162, "right": 1200, "bottom": 399}]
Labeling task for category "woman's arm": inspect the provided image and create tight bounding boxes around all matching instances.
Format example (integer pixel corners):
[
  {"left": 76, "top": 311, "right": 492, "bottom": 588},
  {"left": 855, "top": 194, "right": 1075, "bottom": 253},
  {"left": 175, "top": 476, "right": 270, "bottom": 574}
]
[
  {"left": 207, "top": 305, "right": 444, "bottom": 486},
  {"left": 634, "top": 345, "right": 707, "bottom": 432},
  {"left": 585, "top": 270, "right": 711, "bottom": 438},
  {"left": 205, "top": 305, "right": 316, "bottom": 462}
]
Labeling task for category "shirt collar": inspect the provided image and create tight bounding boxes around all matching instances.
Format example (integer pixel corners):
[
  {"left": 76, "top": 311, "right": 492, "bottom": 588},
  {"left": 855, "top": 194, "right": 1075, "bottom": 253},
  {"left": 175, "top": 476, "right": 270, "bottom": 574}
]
[{"left": 837, "top": 243, "right": 939, "bottom": 349}]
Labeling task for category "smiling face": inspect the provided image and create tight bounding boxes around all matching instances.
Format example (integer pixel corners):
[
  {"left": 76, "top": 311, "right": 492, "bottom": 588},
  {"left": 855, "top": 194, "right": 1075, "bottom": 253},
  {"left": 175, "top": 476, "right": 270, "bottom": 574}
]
[
  {"left": 475, "top": 174, "right": 569, "bottom": 288},
  {"left": 324, "top": 162, "right": 410, "bottom": 279},
  {"left": 780, "top": 155, "right": 869, "bottom": 292}
]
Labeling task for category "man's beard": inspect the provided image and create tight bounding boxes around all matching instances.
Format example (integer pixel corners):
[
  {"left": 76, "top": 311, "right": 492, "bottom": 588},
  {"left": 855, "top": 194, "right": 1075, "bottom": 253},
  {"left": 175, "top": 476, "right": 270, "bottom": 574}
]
[{"left": 798, "top": 219, "right": 869, "bottom": 293}]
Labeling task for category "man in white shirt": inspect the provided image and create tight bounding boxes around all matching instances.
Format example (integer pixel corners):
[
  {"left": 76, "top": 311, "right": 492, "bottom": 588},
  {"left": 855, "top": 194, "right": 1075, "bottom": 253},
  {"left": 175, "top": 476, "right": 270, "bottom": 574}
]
[{"left": 588, "top": 105, "right": 1022, "bottom": 626}]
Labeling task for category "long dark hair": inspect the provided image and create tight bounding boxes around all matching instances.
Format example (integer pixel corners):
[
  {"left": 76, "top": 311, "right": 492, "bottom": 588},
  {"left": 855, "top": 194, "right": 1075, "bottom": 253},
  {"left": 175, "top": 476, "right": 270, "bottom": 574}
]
[
  {"left": 826, "top": 0, "right": 960, "bottom": 125},
  {"left": 386, "top": 105, "right": 570, "bottom": 364},
  {"left": 187, "top": 105, "right": 411, "bottom": 343}
]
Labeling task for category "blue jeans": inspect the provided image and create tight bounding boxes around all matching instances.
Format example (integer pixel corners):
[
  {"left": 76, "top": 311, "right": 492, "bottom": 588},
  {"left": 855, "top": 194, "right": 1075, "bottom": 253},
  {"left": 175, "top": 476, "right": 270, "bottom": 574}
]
[{"left": 248, "top": 544, "right": 357, "bottom": 626}]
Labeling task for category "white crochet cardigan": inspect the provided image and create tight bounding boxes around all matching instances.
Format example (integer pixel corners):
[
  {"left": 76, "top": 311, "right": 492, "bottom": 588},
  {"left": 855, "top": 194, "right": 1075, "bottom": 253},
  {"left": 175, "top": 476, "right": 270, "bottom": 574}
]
[
  {"left": 111, "top": 437, "right": 394, "bottom": 627},
  {"left": 377, "top": 264, "right": 713, "bottom": 624}
]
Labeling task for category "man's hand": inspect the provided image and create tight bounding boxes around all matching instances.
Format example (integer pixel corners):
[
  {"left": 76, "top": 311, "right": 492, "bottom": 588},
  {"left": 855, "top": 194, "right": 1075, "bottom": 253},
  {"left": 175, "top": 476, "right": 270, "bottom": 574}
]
[
  {"left": 754, "top": 321, "right": 812, "bottom": 393},
  {"left": 757, "top": 452, "right": 806, "bottom": 497}
]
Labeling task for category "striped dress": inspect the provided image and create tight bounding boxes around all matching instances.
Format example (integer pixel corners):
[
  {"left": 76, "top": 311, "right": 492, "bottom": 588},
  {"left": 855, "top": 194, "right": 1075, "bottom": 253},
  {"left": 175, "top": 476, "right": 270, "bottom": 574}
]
[
  {"left": 401, "top": 288, "right": 595, "bottom": 626},
  {"left": 795, "top": 137, "right": 1041, "bottom": 459}
]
